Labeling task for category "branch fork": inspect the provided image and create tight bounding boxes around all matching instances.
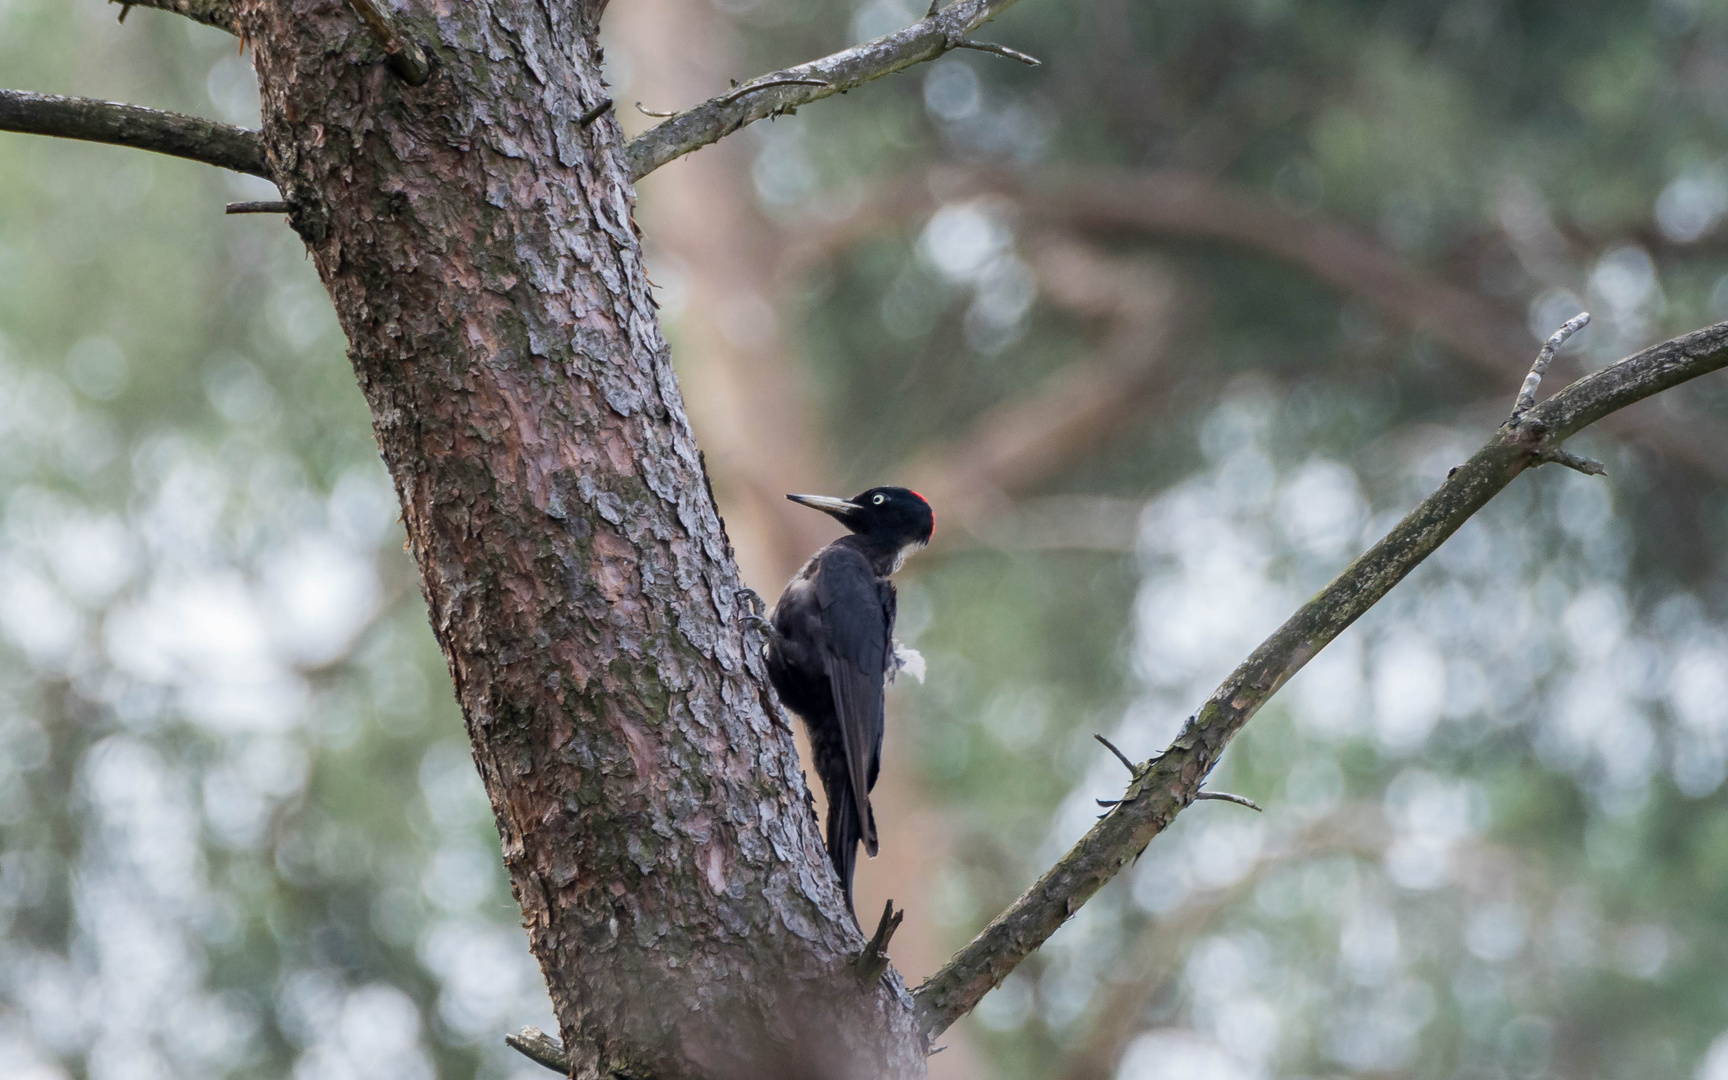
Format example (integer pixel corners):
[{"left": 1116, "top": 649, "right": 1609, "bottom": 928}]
[{"left": 1503, "top": 313, "right": 1608, "bottom": 475}]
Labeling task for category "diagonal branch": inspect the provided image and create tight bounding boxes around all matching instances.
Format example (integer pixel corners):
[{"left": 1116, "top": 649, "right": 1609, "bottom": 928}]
[
  {"left": 109, "top": 0, "right": 239, "bottom": 34},
  {"left": 625, "top": 0, "right": 1027, "bottom": 180},
  {"left": 910, "top": 319, "right": 1728, "bottom": 1038},
  {"left": 0, "top": 90, "right": 271, "bottom": 178}
]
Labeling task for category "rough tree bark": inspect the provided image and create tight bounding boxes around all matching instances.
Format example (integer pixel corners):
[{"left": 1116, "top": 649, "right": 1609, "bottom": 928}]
[{"left": 231, "top": 0, "right": 923, "bottom": 1076}]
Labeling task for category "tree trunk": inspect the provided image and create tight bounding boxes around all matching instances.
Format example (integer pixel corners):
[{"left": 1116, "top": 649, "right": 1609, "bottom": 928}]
[{"left": 234, "top": 1, "right": 926, "bottom": 1075}]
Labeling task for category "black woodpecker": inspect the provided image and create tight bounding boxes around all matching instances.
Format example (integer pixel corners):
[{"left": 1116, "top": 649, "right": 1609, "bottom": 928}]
[{"left": 763, "top": 486, "right": 934, "bottom": 917}]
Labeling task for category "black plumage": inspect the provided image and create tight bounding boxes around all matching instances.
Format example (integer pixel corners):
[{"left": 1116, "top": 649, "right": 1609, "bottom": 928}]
[{"left": 764, "top": 487, "right": 934, "bottom": 916}]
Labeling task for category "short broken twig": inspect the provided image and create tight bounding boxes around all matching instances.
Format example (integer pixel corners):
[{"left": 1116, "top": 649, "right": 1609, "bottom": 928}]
[
  {"left": 225, "top": 200, "right": 289, "bottom": 214},
  {"left": 853, "top": 900, "right": 904, "bottom": 986},
  {"left": 1512, "top": 312, "right": 1590, "bottom": 419},
  {"left": 956, "top": 40, "right": 1041, "bottom": 65},
  {"left": 1194, "top": 790, "right": 1262, "bottom": 812},
  {"left": 1536, "top": 447, "right": 1606, "bottom": 476},
  {"left": 505, "top": 1026, "right": 570, "bottom": 1075},
  {"left": 343, "top": 0, "right": 431, "bottom": 86},
  {"left": 578, "top": 97, "right": 613, "bottom": 128}
]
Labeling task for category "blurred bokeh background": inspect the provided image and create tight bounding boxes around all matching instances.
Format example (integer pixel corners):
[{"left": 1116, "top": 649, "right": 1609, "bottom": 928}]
[{"left": 6, "top": 0, "right": 1728, "bottom": 1077}]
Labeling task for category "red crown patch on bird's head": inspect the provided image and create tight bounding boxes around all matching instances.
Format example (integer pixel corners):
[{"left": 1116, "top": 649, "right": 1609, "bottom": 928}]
[{"left": 910, "top": 490, "right": 933, "bottom": 538}]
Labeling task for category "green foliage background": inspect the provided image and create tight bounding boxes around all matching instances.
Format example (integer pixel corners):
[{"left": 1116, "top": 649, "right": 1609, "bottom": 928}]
[{"left": 6, "top": 1, "right": 1728, "bottom": 1079}]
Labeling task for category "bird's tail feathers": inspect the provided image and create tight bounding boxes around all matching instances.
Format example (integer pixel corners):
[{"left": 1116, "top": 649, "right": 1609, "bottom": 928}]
[{"left": 826, "top": 781, "right": 862, "bottom": 915}]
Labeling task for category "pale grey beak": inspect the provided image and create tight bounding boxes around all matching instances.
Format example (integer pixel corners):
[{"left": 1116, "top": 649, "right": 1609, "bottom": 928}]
[{"left": 786, "top": 493, "right": 860, "bottom": 519}]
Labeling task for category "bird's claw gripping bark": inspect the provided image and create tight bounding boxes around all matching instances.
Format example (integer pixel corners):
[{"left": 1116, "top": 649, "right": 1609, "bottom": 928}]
[{"left": 735, "top": 588, "right": 773, "bottom": 634}]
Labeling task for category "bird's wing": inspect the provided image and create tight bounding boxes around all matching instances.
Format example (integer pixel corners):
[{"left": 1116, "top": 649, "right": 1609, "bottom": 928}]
[{"left": 815, "top": 547, "right": 889, "bottom": 856}]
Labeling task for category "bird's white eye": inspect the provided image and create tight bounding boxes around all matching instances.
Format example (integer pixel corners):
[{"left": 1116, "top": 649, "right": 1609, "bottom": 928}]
[{"left": 873, "top": 494, "right": 885, "bottom": 505}]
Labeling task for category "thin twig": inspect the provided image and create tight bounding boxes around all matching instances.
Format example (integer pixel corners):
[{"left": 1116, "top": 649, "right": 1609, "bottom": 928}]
[
  {"left": 0, "top": 89, "right": 272, "bottom": 178},
  {"left": 635, "top": 101, "right": 677, "bottom": 118},
  {"left": 578, "top": 97, "right": 613, "bottom": 128},
  {"left": 717, "top": 77, "right": 830, "bottom": 106},
  {"left": 1512, "top": 311, "right": 1590, "bottom": 419},
  {"left": 343, "top": 0, "right": 431, "bottom": 86},
  {"left": 956, "top": 40, "right": 1041, "bottom": 65},
  {"left": 226, "top": 200, "right": 290, "bottom": 214},
  {"left": 505, "top": 1026, "right": 570, "bottom": 1075},
  {"left": 1194, "top": 790, "right": 1262, "bottom": 812},
  {"left": 911, "top": 320, "right": 1728, "bottom": 1039},
  {"left": 625, "top": 0, "right": 1030, "bottom": 180},
  {"left": 1093, "top": 734, "right": 1138, "bottom": 777}
]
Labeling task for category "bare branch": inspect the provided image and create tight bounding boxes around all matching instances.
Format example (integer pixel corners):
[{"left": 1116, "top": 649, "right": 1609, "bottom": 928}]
[
  {"left": 505, "top": 1027, "right": 570, "bottom": 1075},
  {"left": 0, "top": 89, "right": 271, "bottom": 178},
  {"left": 578, "top": 97, "right": 614, "bottom": 128},
  {"left": 108, "top": 0, "right": 238, "bottom": 33},
  {"left": 226, "top": 200, "right": 290, "bottom": 214},
  {"left": 625, "top": 0, "right": 1028, "bottom": 180},
  {"left": 1513, "top": 311, "right": 1590, "bottom": 418},
  {"left": 910, "top": 320, "right": 1728, "bottom": 1038},
  {"left": 343, "top": 0, "right": 432, "bottom": 86}
]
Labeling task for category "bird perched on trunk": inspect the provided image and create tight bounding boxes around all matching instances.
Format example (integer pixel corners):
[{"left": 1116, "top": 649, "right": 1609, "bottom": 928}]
[{"left": 759, "top": 487, "right": 934, "bottom": 918}]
